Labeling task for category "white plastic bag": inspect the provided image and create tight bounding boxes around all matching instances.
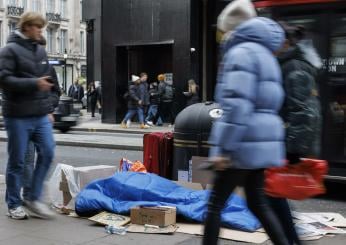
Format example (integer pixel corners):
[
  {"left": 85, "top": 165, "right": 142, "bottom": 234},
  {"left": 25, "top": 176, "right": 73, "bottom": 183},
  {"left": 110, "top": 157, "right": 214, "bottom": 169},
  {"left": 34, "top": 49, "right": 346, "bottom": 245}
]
[{"left": 48, "top": 163, "right": 80, "bottom": 210}]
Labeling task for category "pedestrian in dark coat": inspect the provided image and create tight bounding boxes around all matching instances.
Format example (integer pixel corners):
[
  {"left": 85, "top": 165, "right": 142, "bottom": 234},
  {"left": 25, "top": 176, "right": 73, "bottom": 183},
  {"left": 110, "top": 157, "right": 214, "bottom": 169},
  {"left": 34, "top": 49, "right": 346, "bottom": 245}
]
[
  {"left": 68, "top": 79, "right": 84, "bottom": 103},
  {"left": 139, "top": 72, "right": 150, "bottom": 114},
  {"left": 267, "top": 23, "right": 322, "bottom": 245},
  {"left": 145, "top": 77, "right": 163, "bottom": 126},
  {"left": 0, "top": 12, "right": 56, "bottom": 219},
  {"left": 121, "top": 75, "right": 149, "bottom": 129},
  {"left": 157, "top": 78, "right": 175, "bottom": 125},
  {"left": 22, "top": 35, "right": 61, "bottom": 203},
  {"left": 279, "top": 25, "right": 322, "bottom": 160},
  {"left": 87, "top": 82, "right": 98, "bottom": 117}
]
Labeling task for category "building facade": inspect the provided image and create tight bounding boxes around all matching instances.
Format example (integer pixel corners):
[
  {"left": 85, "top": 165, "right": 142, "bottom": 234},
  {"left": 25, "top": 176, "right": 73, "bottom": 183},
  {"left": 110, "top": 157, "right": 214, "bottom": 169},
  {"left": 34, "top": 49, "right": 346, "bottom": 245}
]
[
  {"left": 0, "top": 0, "right": 87, "bottom": 93},
  {"left": 83, "top": 0, "right": 203, "bottom": 123}
]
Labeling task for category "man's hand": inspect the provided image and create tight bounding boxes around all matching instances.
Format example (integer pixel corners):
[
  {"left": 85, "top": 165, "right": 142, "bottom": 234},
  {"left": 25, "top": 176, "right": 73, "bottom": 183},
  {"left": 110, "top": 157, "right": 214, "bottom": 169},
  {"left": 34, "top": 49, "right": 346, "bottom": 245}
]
[
  {"left": 209, "top": 156, "right": 232, "bottom": 171},
  {"left": 138, "top": 100, "right": 143, "bottom": 106},
  {"left": 37, "top": 76, "right": 54, "bottom": 92},
  {"left": 48, "top": 113, "right": 55, "bottom": 123}
]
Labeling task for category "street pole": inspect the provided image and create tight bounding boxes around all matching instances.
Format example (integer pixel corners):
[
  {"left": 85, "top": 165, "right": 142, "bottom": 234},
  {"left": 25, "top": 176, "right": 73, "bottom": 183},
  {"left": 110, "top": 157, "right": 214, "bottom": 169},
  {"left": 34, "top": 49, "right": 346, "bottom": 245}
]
[{"left": 64, "top": 50, "right": 68, "bottom": 94}]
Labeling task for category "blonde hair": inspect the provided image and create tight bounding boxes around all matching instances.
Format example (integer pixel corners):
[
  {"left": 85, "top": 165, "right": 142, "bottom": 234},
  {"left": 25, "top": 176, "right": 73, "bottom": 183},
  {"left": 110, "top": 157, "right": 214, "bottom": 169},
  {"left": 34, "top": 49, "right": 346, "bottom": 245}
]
[
  {"left": 157, "top": 74, "right": 165, "bottom": 81},
  {"left": 18, "top": 12, "right": 47, "bottom": 32},
  {"left": 188, "top": 79, "right": 197, "bottom": 94}
]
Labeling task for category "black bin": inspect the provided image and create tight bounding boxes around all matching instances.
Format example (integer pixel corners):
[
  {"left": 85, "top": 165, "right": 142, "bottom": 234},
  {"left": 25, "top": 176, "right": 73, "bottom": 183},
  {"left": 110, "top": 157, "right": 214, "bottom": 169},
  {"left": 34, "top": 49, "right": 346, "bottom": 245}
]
[{"left": 172, "top": 102, "right": 223, "bottom": 180}]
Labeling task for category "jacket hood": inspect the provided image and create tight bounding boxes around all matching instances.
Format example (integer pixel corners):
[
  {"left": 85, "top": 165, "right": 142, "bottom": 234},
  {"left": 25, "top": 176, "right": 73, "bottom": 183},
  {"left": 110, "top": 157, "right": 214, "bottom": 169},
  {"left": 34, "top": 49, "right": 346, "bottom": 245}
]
[
  {"left": 7, "top": 31, "right": 38, "bottom": 50},
  {"left": 224, "top": 17, "right": 285, "bottom": 53},
  {"left": 297, "top": 39, "right": 322, "bottom": 69},
  {"left": 279, "top": 39, "right": 322, "bottom": 69},
  {"left": 217, "top": 0, "right": 257, "bottom": 33}
]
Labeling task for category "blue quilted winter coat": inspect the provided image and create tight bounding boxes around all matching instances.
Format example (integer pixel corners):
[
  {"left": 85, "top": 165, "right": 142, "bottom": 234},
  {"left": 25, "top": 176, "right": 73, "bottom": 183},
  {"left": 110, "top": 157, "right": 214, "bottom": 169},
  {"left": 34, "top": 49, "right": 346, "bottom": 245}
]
[{"left": 209, "top": 17, "right": 286, "bottom": 169}]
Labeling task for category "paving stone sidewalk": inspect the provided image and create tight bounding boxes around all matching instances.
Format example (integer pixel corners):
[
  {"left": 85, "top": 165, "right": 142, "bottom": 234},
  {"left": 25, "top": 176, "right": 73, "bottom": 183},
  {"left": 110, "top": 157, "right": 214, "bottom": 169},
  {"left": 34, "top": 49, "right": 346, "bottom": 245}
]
[{"left": 0, "top": 181, "right": 202, "bottom": 245}]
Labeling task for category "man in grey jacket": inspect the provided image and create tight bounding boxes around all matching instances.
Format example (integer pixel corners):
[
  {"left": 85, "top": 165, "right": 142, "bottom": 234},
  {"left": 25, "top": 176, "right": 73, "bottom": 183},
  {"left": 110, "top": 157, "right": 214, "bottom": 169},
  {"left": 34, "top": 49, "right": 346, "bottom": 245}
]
[{"left": 0, "top": 12, "right": 56, "bottom": 219}]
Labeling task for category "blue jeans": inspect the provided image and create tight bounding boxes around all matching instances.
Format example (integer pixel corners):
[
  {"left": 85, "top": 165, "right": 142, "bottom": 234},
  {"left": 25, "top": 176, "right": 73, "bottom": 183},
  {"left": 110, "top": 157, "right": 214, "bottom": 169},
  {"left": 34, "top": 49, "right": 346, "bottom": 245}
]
[
  {"left": 4, "top": 116, "right": 55, "bottom": 209},
  {"left": 145, "top": 105, "right": 162, "bottom": 125},
  {"left": 123, "top": 107, "right": 144, "bottom": 124},
  {"left": 23, "top": 141, "right": 35, "bottom": 201}
]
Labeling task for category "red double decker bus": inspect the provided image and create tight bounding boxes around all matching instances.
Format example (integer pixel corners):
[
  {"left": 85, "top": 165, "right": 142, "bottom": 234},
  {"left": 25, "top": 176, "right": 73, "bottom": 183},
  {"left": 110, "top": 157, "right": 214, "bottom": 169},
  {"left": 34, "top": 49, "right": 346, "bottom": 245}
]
[{"left": 253, "top": 0, "right": 346, "bottom": 181}]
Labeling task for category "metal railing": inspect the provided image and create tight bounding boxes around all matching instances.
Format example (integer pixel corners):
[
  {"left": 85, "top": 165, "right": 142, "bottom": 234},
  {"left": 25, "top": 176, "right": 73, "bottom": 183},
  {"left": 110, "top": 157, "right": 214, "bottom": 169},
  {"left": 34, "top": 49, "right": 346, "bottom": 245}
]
[
  {"left": 7, "top": 5, "right": 24, "bottom": 17},
  {"left": 46, "top": 12, "right": 62, "bottom": 23}
]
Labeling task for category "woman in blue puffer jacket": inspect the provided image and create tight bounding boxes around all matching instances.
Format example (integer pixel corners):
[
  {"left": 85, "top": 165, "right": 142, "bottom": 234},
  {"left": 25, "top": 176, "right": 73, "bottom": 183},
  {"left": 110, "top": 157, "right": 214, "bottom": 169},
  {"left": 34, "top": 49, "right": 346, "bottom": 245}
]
[{"left": 203, "top": 17, "right": 290, "bottom": 245}]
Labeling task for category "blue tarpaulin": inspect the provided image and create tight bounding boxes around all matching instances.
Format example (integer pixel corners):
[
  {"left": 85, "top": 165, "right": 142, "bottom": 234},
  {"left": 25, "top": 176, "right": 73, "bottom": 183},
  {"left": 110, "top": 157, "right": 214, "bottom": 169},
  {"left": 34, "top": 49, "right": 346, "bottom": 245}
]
[{"left": 75, "top": 172, "right": 260, "bottom": 231}]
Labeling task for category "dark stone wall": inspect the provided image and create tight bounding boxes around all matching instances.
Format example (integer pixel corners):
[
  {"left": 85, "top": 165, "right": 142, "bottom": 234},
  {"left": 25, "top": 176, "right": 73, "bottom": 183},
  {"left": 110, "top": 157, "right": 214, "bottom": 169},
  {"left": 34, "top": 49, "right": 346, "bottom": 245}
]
[
  {"left": 100, "top": 0, "right": 196, "bottom": 123},
  {"left": 82, "top": 0, "right": 102, "bottom": 84}
]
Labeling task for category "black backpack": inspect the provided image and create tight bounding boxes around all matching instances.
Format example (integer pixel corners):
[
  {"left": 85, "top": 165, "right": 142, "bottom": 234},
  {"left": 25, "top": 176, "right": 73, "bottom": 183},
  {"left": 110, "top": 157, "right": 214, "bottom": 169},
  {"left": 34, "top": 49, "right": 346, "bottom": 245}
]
[{"left": 162, "top": 84, "right": 174, "bottom": 100}]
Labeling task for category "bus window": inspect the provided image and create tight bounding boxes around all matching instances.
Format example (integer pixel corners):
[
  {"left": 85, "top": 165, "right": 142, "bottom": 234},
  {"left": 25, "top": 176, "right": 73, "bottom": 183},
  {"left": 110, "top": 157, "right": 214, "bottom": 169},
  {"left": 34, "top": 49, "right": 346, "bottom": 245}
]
[{"left": 329, "top": 15, "right": 346, "bottom": 74}]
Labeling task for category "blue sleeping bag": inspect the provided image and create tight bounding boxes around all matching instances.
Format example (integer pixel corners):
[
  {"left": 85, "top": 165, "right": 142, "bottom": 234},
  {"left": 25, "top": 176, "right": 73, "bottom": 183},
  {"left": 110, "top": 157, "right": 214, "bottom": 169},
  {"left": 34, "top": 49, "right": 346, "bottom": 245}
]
[{"left": 75, "top": 172, "right": 260, "bottom": 231}]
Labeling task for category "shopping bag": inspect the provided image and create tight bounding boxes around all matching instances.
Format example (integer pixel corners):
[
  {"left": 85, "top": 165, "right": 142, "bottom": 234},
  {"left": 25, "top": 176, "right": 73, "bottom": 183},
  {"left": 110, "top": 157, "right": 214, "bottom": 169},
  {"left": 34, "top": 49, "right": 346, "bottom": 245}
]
[
  {"left": 265, "top": 158, "right": 328, "bottom": 200},
  {"left": 119, "top": 158, "right": 147, "bottom": 173}
]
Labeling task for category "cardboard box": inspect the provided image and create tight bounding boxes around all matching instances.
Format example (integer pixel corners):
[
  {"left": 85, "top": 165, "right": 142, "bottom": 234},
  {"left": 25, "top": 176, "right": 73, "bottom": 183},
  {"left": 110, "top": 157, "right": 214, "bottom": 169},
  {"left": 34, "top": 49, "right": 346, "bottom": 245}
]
[
  {"left": 130, "top": 206, "right": 176, "bottom": 227},
  {"left": 177, "top": 156, "right": 214, "bottom": 189},
  {"left": 73, "top": 165, "right": 117, "bottom": 189},
  {"left": 59, "top": 175, "right": 72, "bottom": 206},
  {"left": 59, "top": 165, "right": 117, "bottom": 207},
  {"left": 191, "top": 156, "right": 214, "bottom": 188}
]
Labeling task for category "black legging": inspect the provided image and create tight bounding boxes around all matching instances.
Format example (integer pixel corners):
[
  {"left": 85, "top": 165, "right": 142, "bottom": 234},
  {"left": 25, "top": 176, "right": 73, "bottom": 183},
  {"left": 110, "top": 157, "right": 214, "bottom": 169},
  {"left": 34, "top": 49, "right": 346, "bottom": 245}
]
[
  {"left": 267, "top": 152, "right": 302, "bottom": 245},
  {"left": 90, "top": 99, "right": 97, "bottom": 117},
  {"left": 203, "top": 168, "right": 290, "bottom": 245}
]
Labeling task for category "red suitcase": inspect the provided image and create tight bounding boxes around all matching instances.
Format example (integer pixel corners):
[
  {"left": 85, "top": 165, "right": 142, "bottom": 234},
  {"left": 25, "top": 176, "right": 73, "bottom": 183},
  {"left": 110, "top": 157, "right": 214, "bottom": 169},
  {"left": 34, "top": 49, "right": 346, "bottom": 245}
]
[{"left": 143, "top": 132, "right": 173, "bottom": 178}]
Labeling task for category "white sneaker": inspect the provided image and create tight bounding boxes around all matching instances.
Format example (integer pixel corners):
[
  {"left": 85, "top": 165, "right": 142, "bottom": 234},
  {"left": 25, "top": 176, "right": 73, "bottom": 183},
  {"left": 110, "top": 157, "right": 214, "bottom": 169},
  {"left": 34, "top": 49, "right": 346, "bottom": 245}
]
[
  {"left": 146, "top": 121, "right": 154, "bottom": 126},
  {"left": 23, "top": 200, "right": 55, "bottom": 219},
  {"left": 126, "top": 120, "right": 131, "bottom": 128},
  {"left": 7, "top": 206, "right": 28, "bottom": 220}
]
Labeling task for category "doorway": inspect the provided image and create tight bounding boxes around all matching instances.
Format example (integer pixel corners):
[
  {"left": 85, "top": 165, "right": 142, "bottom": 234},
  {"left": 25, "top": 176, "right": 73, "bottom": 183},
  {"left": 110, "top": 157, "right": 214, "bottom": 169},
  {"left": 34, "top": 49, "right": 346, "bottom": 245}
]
[{"left": 115, "top": 43, "right": 173, "bottom": 122}]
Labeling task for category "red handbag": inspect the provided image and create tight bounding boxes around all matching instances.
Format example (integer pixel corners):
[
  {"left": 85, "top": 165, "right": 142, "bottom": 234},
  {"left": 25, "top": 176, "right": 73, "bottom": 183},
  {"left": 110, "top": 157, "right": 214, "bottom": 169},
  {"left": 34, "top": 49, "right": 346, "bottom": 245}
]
[{"left": 265, "top": 158, "right": 328, "bottom": 200}]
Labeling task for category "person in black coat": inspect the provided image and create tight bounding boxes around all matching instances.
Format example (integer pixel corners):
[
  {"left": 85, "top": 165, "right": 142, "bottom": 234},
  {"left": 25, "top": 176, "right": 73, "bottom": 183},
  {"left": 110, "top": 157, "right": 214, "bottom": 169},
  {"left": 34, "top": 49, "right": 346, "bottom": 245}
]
[
  {"left": 22, "top": 35, "right": 61, "bottom": 204},
  {"left": 121, "top": 75, "right": 149, "bottom": 129},
  {"left": 0, "top": 12, "right": 56, "bottom": 219},
  {"left": 279, "top": 25, "right": 322, "bottom": 160},
  {"left": 87, "top": 82, "right": 98, "bottom": 117},
  {"left": 68, "top": 79, "right": 84, "bottom": 103},
  {"left": 145, "top": 75, "right": 163, "bottom": 126},
  {"left": 139, "top": 72, "right": 150, "bottom": 114},
  {"left": 267, "top": 23, "right": 323, "bottom": 245}
]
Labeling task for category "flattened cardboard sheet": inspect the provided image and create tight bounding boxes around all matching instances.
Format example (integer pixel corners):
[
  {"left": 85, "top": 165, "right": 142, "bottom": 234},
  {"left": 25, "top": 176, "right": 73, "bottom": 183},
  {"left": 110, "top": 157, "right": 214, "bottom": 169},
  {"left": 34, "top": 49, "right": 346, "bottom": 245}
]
[
  {"left": 176, "top": 223, "right": 268, "bottom": 244},
  {"left": 173, "top": 181, "right": 204, "bottom": 190},
  {"left": 127, "top": 224, "right": 177, "bottom": 234},
  {"left": 293, "top": 212, "right": 346, "bottom": 228},
  {"left": 89, "top": 212, "right": 130, "bottom": 227}
]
